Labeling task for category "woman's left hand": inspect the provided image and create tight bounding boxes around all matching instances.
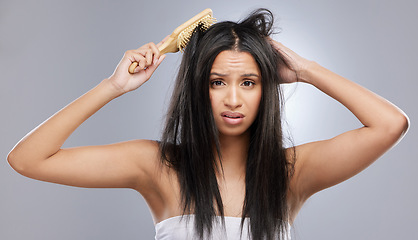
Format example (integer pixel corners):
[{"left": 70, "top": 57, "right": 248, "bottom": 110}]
[{"left": 269, "top": 39, "right": 313, "bottom": 84}]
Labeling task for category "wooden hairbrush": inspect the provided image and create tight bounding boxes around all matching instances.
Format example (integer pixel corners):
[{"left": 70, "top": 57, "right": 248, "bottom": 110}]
[{"left": 128, "top": 8, "right": 215, "bottom": 74}]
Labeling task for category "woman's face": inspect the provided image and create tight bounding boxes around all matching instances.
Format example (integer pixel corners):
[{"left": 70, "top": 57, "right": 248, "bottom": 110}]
[{"left": 209, "top": 50, "right": 262, "bottom": 138}]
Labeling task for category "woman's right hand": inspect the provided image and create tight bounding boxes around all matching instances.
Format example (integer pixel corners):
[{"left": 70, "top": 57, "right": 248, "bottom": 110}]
[{"left": 107, "top": 39, "right": 167, "bottom": 96}]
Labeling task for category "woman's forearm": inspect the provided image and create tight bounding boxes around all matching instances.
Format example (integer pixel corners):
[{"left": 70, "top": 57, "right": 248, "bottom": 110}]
[
  {"left": 301, "top": 62, "right": 409, "bottom": 135},
  {"left": 8, "top": 79, "right": 122, "bottom": 169}
]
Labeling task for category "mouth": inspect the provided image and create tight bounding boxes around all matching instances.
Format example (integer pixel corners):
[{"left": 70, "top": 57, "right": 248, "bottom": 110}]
[
  {"left": 221, "top": 111, "right": 245, "bottom": 125},
  {"left": 221, "top": 111, "right": 245, "bottom": 118}
]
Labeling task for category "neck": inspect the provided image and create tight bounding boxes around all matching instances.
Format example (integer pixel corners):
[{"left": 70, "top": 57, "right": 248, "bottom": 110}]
[{"left": 215, "top": 131, "right": 250, "bottom": 178}]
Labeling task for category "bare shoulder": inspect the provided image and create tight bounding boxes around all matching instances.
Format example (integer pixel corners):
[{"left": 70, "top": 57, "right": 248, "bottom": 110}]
[
  {"left": 128, "top": 140, "right": 181, "bottom": 221},
  {"left": 285, "top": 144, "right": 315, "bottom": 222},
  {"left": 124, "top": 139, "right": 165, "bottom": 190},
  {"left": 126, "top": 139, "right": 161, "bottom": 163},
  {"left": 286, "top": 142, "right": 316, "bottom": 223},
  {"left": 285, "top": 142, "right": 319, "bottom": 201}
]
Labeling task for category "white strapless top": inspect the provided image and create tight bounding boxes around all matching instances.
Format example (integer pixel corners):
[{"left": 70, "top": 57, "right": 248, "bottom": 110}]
[{"left": 155, "top": 215, "right": 291, "bottom": 240}]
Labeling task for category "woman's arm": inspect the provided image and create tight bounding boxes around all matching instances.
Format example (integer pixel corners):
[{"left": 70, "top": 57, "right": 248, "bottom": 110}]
[
  {"left": 7, "top": 42, "right": 166, "bottom": 191},
  {"left": 271, "top": 40, "right": 409, "bottom": 200}
]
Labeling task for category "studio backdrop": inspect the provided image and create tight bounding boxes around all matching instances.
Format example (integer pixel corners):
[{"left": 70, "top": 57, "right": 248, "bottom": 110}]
[{"left": 1, "top": 0, "right": 417, "bottom": 239}]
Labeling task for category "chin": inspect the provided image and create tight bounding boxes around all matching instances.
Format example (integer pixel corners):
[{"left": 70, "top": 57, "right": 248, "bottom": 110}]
[{"left": 218, "top": 128, "right": 250, "bottom": 138}]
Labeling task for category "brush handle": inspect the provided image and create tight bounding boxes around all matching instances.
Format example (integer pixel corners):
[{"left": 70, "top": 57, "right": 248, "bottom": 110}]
[{"left": 128, "top": 35, "right": 178, "bottom": 74}]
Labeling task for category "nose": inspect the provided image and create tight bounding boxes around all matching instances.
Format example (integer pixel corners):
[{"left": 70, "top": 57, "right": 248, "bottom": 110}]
[{"left": 224, "top": 85, "right": 242, "bottom": 110}]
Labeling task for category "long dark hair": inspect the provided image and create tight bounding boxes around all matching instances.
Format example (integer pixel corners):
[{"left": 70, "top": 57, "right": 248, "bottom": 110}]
[{"left": 160, "top": 8, "right": 294, "bottom": 240}]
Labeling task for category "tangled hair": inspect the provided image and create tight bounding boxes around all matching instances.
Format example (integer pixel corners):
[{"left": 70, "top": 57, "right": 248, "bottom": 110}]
[{"left": 160, "top": 8, "right": 294, "bottom": 240}]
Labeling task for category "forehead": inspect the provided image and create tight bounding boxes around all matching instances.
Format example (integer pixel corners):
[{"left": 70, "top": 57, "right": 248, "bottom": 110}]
[{"left": 210, "top": 50, "right": 260, "bottom": 75}]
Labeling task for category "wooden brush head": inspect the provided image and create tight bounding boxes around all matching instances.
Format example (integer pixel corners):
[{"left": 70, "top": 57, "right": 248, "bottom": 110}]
[
  {"left": 158, "top": 8, "right": 216, "bottom": 54},
  {"left": 128, "top": 9, "right": 215, "bottom": 74}
]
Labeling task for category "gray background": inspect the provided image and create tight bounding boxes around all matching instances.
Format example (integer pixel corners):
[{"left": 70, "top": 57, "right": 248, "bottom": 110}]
[{"left": 1, "top": 0, "right": 416, "bottom": 239}]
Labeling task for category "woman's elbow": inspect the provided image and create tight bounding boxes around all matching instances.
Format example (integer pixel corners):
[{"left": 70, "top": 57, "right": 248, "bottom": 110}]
[
  {"left": 7, "top": 150, "right": 22, "bottom": 173},
  {"left": 395, "top": 111, "right": 409, "bottom": 135},
  {"left": 386, "top": 111, "right": 410, "bottom": 142},
  {"left": 7, "top": 150, "right": 33, "bottom": 177}
]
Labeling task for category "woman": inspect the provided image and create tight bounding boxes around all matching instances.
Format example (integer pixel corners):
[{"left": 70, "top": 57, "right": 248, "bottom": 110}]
[{"left": 7, "top": 9, "right": 408, "bottom": 240}]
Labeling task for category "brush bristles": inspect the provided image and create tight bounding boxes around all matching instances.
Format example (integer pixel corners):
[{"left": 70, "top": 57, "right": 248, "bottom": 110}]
[{"left": 178, "top": 15, "right": 216, "bottom": 52}]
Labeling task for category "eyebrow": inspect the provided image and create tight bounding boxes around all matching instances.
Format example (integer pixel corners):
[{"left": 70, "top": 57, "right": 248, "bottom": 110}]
[{"left": 210, "top": 72, "right": 260, "bottom": 78}]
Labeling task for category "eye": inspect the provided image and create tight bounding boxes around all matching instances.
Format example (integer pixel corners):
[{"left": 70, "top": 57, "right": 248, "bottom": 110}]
[
  {"left": 210, "top": 80, "right": 225, "bottom": 87},
  {"left": 242, "top": 80, "right": 255, "bottom": 87}
]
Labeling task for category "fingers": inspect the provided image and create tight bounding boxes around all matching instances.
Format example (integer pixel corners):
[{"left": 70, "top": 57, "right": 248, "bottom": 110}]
[
  {"left": 268, "top": 39, "right": 295, "bottom": 64},
  {"left": 268, "top": 39, "right": 312, "bottom": 84},
  {"left": 267, "top": 37, "right": 289, "bottom": 54},
  {"left": 268, "top": 38, "right": 286, "bottom": 53},
  {"left": 148, "top": 43, "right": 160, "bottom": 64},
  {"left": 144, "top": 54, "right": 166, "bottom": 75},
  {"left": 128, "top": 42, "right": 161, "bottom": 73}
]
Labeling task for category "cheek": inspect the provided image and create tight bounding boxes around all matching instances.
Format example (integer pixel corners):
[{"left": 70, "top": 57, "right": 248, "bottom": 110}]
[
  {"left": 250, "top": 90, "right": 262, "bottom": 112},
  {"left": 209, "top": 91, "right": 220, "bottom": 110}
]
